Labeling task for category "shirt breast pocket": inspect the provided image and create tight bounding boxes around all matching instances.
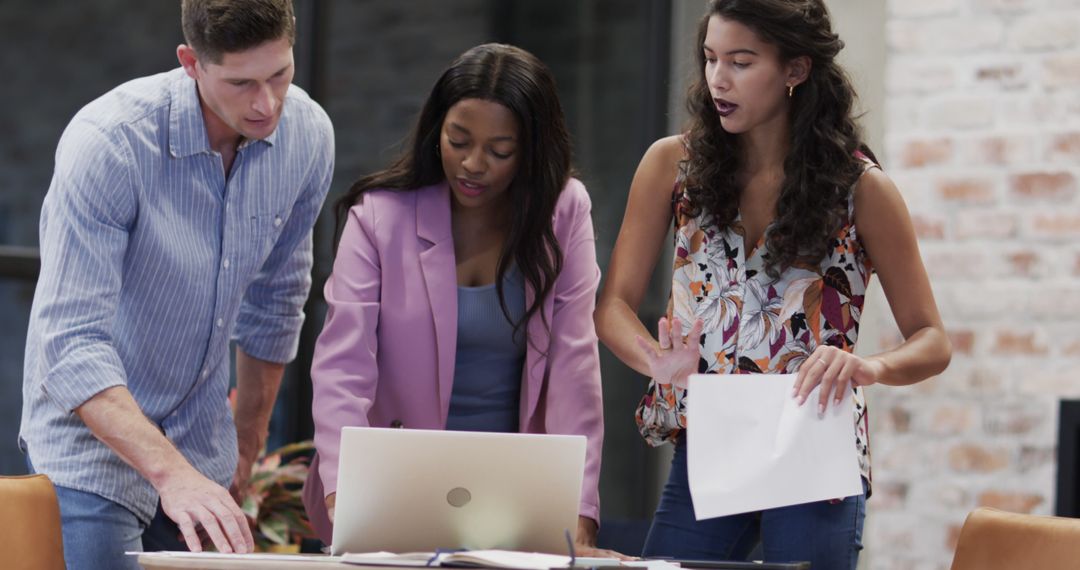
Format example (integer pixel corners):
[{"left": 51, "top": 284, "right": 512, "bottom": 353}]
[{"left": 240, "top": 211, "right": 288, "bottom": 275}]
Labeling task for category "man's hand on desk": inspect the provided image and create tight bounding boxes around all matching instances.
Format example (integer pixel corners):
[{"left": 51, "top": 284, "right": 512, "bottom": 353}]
[
  {"left": 576, "top": 516, "right": 635, "bottom": 560},
  {"left": 73, "top": 385, "right": 256, "bottom": 555},
  {"left": 157, "top": 463, "right": 255, "bottom": 554}
]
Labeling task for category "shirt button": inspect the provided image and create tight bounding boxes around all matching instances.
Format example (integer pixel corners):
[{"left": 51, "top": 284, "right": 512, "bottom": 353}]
[
  {"left": 216, "top": 318, "right": 224, "bottom": 328},
  {"left": 202, "top": 369, "right": 209, "bottom": 379},
  {"left": 222, "top": 259, "right": 231, "bottom": 269},
  {"left": 273, "top": 216, "right": 283, "bottom": 227}
]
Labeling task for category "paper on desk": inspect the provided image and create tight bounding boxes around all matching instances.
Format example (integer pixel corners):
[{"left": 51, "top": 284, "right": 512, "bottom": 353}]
[
  {"left": 621, "top": 561, "right": 680, "bottom": 570},
  {"left": 339, "top": 551, "right": 434, "bottom": 566},
  {"left": 128, "top": 551, "right": 343, "bottom": 563},
  {"left": 341, "top": 550, "right": 572, "bottom": 569},
  {"left": 686, "top": 373, "right": 862, "bottom": 520}
]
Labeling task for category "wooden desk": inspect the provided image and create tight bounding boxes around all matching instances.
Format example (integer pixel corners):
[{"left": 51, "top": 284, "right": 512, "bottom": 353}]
[
  {"left": 138, "top": 552, "right": 348, "bottom": 569},
  {"left": 137, "top": 553, "right": 810, "bottom": 570}
]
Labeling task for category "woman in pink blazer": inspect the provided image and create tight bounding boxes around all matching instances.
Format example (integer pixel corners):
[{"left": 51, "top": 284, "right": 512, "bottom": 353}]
[{"left": 302, "top": 44, "right": 611, "bottom": 555}]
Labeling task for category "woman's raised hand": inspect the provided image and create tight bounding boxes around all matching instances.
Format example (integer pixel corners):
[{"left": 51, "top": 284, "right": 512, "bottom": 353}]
[{"left": 634, "top": 316, "right": 704, "bottom": 388}]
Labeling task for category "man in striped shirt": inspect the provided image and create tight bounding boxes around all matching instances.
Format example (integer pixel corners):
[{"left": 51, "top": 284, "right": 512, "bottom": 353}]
[{"left": 19, "top": 1, "right": 334, "bottom": 568}]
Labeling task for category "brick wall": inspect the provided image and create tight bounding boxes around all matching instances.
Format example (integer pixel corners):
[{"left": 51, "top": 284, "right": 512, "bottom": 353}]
[{"left": 863, "top": 1, "right": 1080, "bottom": 568}]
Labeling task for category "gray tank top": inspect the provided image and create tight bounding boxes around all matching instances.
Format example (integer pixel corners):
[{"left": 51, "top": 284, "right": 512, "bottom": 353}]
[{"left": 445, "top": 268, "right": 527, "bottom": 433}]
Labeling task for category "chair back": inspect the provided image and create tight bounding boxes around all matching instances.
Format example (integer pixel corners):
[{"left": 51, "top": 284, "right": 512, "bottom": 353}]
[
  {"left": 951, "top": 507, "right": 1080, "bottom": 570},
  {"left": 0, "top": 474, "right": 65, "bottom": 570}
]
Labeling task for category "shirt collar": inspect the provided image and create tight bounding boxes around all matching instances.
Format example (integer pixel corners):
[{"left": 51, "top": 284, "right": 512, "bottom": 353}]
[{"left": 168, "top": 69, "right": 279, "bottom": 158}]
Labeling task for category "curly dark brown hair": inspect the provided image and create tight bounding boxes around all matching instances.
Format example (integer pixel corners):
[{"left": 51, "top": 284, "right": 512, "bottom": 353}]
[{"left": 684, "top": 0, "right": 876, "bottom": 278}]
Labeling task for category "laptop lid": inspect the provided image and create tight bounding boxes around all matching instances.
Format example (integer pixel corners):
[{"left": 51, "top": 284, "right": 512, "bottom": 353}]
[{"left": 330, "top": 427, "right": 586, "bottom": 556}]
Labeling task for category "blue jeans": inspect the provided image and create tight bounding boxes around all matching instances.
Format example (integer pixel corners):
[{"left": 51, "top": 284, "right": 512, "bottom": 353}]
[
  {"left": 54, "top": 485, "right": 146, "bottom": 570},
  {"left": 642, "top": 438, "right": 865, "bottom": 569},
  {"left": 26, "top": 455, "right": 188, "bottom": 570}
]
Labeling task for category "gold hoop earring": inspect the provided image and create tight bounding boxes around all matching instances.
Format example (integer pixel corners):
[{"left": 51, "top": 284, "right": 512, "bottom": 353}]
[{"left": 788, "top": 84, "right": 794, "bottom": 98}]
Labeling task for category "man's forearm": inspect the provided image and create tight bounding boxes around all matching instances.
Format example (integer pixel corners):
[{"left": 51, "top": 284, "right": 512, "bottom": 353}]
[
  {"left": 75, "top": 385, "right": 194, "bottom": 488},
  {"left": 234, "top": 348, "right": 285, "bottom": 461},
  {"left": 78, "top": 383, "right": 254, "bottom": 554}
]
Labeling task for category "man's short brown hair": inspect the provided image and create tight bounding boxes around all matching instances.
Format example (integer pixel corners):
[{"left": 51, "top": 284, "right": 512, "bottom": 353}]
[{"left": 181, "top": 0, "right": 295, "bottom": 64}]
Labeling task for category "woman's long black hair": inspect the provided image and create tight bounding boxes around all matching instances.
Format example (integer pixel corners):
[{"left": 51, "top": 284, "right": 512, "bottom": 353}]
[
  {"left": 684, "top": 0, "right": 876, "bottom": 278},
  {"left": 335, "top": 43, "right": 573, "bottom": 335}
]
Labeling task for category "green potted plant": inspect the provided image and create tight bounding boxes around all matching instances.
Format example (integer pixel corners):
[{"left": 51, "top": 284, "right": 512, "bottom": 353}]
[{"left": 239, "top": 440, "right": 317, "bottom": 553}]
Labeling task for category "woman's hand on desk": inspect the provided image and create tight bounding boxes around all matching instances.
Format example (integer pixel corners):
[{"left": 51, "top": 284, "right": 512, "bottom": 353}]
[
  {"left": 575, "top": 516, "right": 635, "bottom": 560},
  {"left": 326, "top": 492, "right": 337, "bottom": 522}
]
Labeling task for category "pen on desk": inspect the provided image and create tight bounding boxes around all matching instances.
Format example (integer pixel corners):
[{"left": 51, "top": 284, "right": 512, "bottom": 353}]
[
  {"left": 644, "top": 558, "right": 810, "bottom": 570},
  {"left": 427, "top": 548, "right": 466, "bottom": 567},
  {"left": 563, "top": 528, "right": 576, "bottom": 568}
]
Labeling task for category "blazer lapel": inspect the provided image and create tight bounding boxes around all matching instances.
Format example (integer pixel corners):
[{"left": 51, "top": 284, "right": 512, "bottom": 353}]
[{"left": 416, "top": 183, "right": 458, "bottom": 425}]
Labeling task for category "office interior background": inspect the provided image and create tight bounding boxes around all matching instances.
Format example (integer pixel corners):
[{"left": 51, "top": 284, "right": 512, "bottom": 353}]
[{"left": 2, "top": 1, "right": 1079, "bottom": 568}]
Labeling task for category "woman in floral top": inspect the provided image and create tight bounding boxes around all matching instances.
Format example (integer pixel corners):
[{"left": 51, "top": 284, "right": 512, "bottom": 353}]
[{"left": 595, "top": 1, "right": 951, "bottom": 568}]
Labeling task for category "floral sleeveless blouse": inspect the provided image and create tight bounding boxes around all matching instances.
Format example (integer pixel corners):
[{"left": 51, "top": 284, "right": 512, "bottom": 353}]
[{"left": 636, "top": 156, "right": 878, "bottom": 487}]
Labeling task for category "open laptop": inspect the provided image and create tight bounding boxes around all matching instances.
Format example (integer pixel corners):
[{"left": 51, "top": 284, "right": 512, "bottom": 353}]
[{"left": 330, "top": 427, "right": 586, "bottom": 556}]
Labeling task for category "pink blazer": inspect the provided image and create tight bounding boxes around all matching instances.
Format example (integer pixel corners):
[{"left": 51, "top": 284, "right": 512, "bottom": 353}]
[{"left": 301, "top": 179, "right": 605, "bottom": 544}]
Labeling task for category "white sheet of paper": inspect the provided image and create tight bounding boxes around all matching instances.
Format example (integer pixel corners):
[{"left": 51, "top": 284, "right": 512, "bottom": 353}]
[
  {"left": 686, "top": 373, "right": 862, "bottom": 520},
  {"left": 128, "top": 551, "right": 343, "bottom": 563}
]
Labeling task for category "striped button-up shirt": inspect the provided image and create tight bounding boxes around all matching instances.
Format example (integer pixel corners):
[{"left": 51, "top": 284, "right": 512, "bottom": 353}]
[{"left": 19, "top": 67, "right": 334, "bottom": 523}]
